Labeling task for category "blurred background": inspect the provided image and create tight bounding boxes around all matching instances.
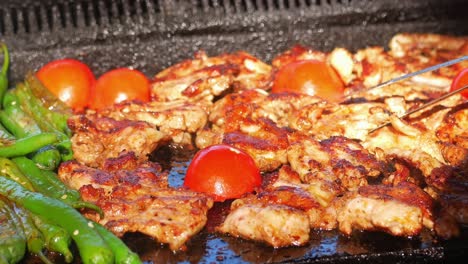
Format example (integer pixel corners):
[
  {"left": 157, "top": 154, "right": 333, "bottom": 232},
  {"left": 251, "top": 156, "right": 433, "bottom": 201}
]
[{"left": 1, "top": 0, "right": 467, "bottom": 83}]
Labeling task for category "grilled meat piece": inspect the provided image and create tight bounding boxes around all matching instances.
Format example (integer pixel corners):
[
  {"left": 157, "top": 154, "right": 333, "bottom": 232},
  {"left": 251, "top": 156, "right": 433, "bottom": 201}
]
[
  {"left": 217, "top": 198, "right": 310, "bottom": 248},
  {"left": 338, "top": 182, "right": 434, "bottom": 236},
  {"left": 91, "top": 189, "right": 213, "bottom": 251},
  {"left": 337, "top": 194, "right": 423, "bottom": 237},
  {"left": 151, "top": 51, "right": 272, "bottom": 103},
  {"left": 197, "top": 89, "right": 305, "bottom": 171},
  {"left": 436, "top": 103, "right": 468, "bottom": 169},
  {"left": 265, "top": 170, "right": 340, "bottom": 230},
  {"left": 289, "top": 99, "right": 399, "bottom": 141},
  {"left": 389, "top": 33, "right": 468, "bottom": 86},
  {"left": 359, "top": 182, "right": 435, "bottom": 228},
  {"left": 58, "top": 152, "right": 213, "bottom": 251},
  {"left": 352, "top": 46, "right": 408, "bottom": 89},
  {"left": 287, "top": 135, "right": 384, "bottom": 191},
  {"left": 68, "top": 115, "right": 165, "bottom": 168},
  {"left": 59, "top": 152, "right": 168, "bottom": 192},
  {"left": 273, "top": 165, "right": 341, "bottom": 209},
  {"left": 97, "top": 100, "right": 208, "bottom": 146}
]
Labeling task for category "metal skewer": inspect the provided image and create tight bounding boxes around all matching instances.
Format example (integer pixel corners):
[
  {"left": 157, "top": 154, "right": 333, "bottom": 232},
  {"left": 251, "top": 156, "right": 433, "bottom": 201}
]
[
  {"left": 368, "top": 83, "right": 468, "bottom": 134},
  {"left": 343, "top": 55, "right": 468, "bottom": 101}
]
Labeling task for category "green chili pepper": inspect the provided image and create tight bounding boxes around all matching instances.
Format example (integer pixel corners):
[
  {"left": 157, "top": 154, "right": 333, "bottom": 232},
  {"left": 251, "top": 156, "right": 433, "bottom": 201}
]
[
  {"left": 30, "top": 212, "right": 73, "bottom": 263},
  {"left": 12, "top": 157, "right": 103, "bottom": 217},
  {"left": 13, "top": 204, "right": 53, "bottom": 264},
  {"left": 0, "top": 177, "right": 114, "bottom": 264},
  {"left": 16, "top": 76, "right": 71, "bottom": 137},
  {"left": 0, "top": 133, "right": 58, "bottom": 158},
  {"left": 0, "top": 94, "right": 42, "bottom": 139},
  {"left": 31, "top": 145, "right": 62, "bottom": 171},
  {"left": 2, "top": 89, "right": 16, "bottom": 109},
  {"left": 0, "top": 123, "right": 14, "bottom": 146},
  {"left": 94, "top": 222, "right": 142, "bottom": 264},
  {"left": 40, "top": 169, "right": 81, "bottom": 201},
  {"left": 14, "top": 81, "right": 73, "bottom": 161},
  {"left": 0, "top": 197, "right": 26, "bottom": 264},
  {"left": 0, "top": 157, "right": 35, "bottom": 191},
  {"left": 0, "top": 43, "right": 9, "bottom": 103}
]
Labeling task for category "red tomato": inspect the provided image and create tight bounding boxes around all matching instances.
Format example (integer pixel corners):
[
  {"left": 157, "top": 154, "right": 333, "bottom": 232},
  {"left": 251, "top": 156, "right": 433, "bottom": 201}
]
[
  {"left": 36, "top": 59, "right": 95, "bottom": 111},
  {"left": 272, "top": 60, "right": 344, "bottom": 102},
  {"left": 184, "top": 144, "right": 262, "bottom": 202},
  {"left": 450, "top": 68, "right": 468, "bottom": 99},
  {"left": 90, "top": 68, "right": 150, "bottom": 110}
]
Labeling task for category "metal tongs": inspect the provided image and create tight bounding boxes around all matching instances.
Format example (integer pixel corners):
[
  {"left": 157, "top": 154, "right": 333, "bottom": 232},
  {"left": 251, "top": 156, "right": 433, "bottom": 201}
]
[{"left": 340, "top": 55, "right": 468, "bottom": 134}]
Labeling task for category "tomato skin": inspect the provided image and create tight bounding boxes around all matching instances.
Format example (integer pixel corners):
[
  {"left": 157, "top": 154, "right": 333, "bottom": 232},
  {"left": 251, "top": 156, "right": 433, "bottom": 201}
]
[
  {"left": 90, "top": 68, "right": 150, "bottom": 110},
  {"left": 184, "top": 144, "right": 262, "bottom": 202},
  {"left": 36, "top": 59, "right": 95, "bottom": 111},
  {"left": 272, "top": 60, "right": 344, "bottom": 102},
  {"left": 450, "top": 68, "right": 468, "bottom": 99}
]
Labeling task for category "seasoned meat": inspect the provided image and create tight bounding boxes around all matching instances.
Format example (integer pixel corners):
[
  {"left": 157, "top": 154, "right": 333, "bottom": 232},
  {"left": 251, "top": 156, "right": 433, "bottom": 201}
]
[
  {"left": 58, "top": 152, "right": 213, "bottom": 251},
  {"left": 151, "top": 51, "right": 272, "bottom": 104},
  {"left": 266, "top": 169, "right": 342, "bottom": 230},
  {"left": 289, "top": 99, "right": 398, "bottom": 141},
  {"left": 287, "top": 135, "right": 384, "bottom": 191},
  {"left": 62, "top": 33, "right": 468, "bottom": 249},
  {"left": 352, "top": 46, "right": 408, "bottom": 89},
  {"left": 272, "top": 165, "right": 342, "bottom": 209},
  {"left": 436, "top": 103, "right": 468, "bottom": 169},
  {"left": 68, "top": 115, "right": 165, "bottom": 168},
  {"left": 337, "top": 182, "right": 434, "bottom": 236},
  {"left": 337, "top": 193, "right": 423, "bottom": 237},
  {"left": 196, "top": 89, "right": 299, "bottom": 171},
  {"left": 90, "top": 189, "right": 212, "bottom": 251},
  {"left": 97, "top": 100, "right": 208, "bottom": 146},
  {"left": 358, "top": 182, "right": 435, "bottom": 229},
  {"left": 389, "top": 33, "right": 468, "bottom": 86},
  {"left": 217, "top": 199, "right": 310, "bottom": 248}
]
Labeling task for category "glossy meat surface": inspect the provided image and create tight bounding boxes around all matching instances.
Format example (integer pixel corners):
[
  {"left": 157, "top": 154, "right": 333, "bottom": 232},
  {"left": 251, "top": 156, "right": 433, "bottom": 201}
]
[{"left": 58, "top": 152, "right": 213, "bottom": 251}]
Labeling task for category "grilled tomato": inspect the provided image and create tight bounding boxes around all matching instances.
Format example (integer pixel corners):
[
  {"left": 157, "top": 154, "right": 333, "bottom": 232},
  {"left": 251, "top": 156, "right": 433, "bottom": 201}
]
[
  {"left": 90, "top": 68, "right": 150, "bottom": 110},
  {"left": 36, "top": 59, "right": 95, "bottom": 111},
  {"left": 272, "top": 59, "right": 344, "bottom": 102},
  {"left": 451, "top": 68, "right": 468, "bottom": 99},
  {"left": 184, "top": 144, "right": 261, "bottom": 202}
]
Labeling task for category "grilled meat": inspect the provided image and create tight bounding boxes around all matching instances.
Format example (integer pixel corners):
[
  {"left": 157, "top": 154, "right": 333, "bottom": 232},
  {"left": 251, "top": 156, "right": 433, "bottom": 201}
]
[
  {"left": 151, "top": 51, "right": 272, "bottom": 104},
  {"left": 217, "top": 197, "right": 310, "bottom": 248},
  {"left": 96, "top": 100, "right": 208, "bottom": 146},
  {"left": 196, "top": 89, "right": 310, "bottom": 171},
  {"left": 436, "top": 102, "right": 468, "bottom": 169},
  {"left": 338, "top": 182, "right": 434, "bottom": 236},
  {"left": 289, "top": 99, "right": 399, "bottom": 141},
  {"left": 389, "top": 33, "right": 468, "bottom": 86},
  {"left": 58, "top": 152, "right": 213, "bottom": 251},
  {"left": 287, "top": 135, "right": 384, "bottom": 191},
  {"left": 68, "top": 114, "right": 165, "bottom": 168},
  {"left": 60, "top": 33, "right": 468, "bottom": 250}
]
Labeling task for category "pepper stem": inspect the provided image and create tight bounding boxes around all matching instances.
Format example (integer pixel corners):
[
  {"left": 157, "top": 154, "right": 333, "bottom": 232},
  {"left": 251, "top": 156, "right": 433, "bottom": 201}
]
[{"left": 72, "top": 201, "right": 105, "bottom": 219}]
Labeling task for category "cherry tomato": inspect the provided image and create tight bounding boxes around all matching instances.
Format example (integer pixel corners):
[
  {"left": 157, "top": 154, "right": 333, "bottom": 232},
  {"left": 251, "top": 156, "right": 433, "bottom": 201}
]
[
  {"left": 36, "top": 59, "right": 95, "bottom": 111},
  {"left": 272, "top": 60, "right": 344, "bottom": 102},
  {"left": 184, "top": 144, "right": 262, "bottom": 202},
  {"left": 90, "top": 68, "right": 150, "bottom": 110},
  {"left": 450, "top": 68, "right": 468, "bottom": 99}
]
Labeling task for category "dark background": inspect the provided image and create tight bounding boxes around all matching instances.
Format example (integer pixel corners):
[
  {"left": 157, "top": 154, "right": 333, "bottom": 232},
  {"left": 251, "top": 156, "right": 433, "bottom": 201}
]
[{"left": 1, "top": 0, "right": 467, "bottom": 83}]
